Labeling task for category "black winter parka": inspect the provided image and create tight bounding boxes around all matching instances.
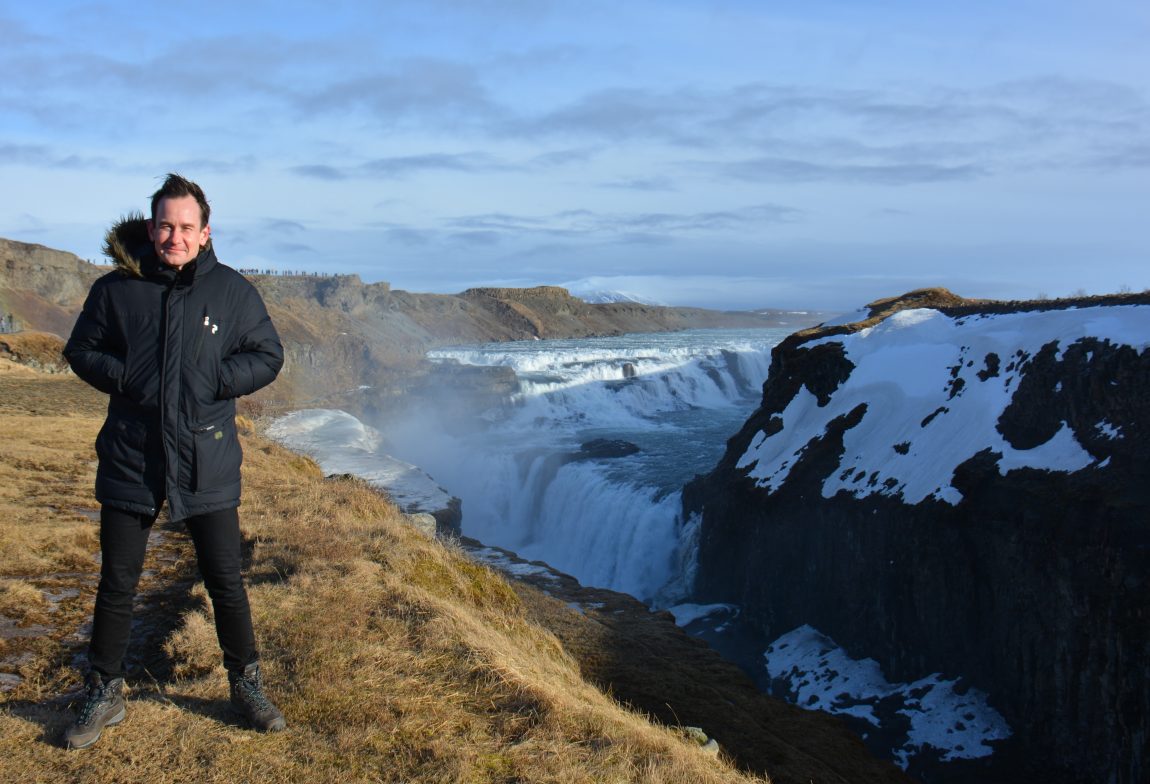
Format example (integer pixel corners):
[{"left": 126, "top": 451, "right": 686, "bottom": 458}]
[{"left": 65, "top": 216, "right": 283, "bottom": 521}]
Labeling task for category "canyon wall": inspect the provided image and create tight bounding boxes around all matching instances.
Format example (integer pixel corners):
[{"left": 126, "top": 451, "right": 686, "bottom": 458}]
[{"left": 685, "top": 290, "right": 1150, "bottom": 783}]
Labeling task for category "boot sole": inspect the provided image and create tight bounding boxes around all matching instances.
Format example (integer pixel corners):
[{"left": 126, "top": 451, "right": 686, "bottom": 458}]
[{"left": 65, "top": 703, "right": 126, "bottom": 750}]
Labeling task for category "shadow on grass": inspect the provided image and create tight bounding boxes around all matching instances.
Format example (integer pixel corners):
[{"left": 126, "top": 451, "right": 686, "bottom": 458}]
[
  {"left": 462, "top": 537, "right": 914, "bottom": 784},
  {"left": 8, "top": 522, "right": 277, "bottom": 750},
  {"left": 4, "top": 687, "right": 256, "bottom": 750}
]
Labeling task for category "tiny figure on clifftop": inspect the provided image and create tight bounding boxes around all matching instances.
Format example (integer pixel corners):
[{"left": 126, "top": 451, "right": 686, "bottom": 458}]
[{"left": 62, "top": 173, "right": 287, "bottom": 749}]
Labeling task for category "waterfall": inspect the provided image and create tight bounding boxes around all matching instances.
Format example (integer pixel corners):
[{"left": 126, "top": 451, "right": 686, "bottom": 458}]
[
  {"left": 270, "top": 329, "right": 790, "bottom": 602},
  {"left": 388, "top": 328, "right": 789, "bottom": 602}
]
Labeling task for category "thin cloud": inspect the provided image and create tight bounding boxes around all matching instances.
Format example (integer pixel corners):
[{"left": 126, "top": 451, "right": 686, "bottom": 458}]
[
  {"left": 291, "top": 153, "right": 503, "bottom": 181},
  {"left": 448, "top": 230, "right": 502, "bottom": 246},
  {"left": 6, "top": 26, "right": 1144, "bottom": 188},
  {"left": 0, "top": 14, "right": 49, "bottom": 47},
  {"left": 264, "top": 219, "right": 307, "bottom": 233},
  {"left": 0, "top": 37, "right": 300, "bottom": 120},
  {"left": 597, "top": 176, "right": 677, "bottom": 192},
  {"left": 0, "top": 143, "right": 113, "bottom": 170},
  {"left": 383, "top": 227, "right": 434, "bottom": 246},
  {"left": 369, "top": 203, "right": 801, "bottom": 255},
  {"left": 2, "top": 212, "right": 48, "bottom": 235},
  {"left": 485, "top": 43, "right": 589, "bottom": 74},
  {"left": 1083, "top": 141, "right": 1150, "bottom": 170},
  {"left": 292, "top": 59, "right": 500, "bottom": 126},
  {"left": 291, "top": 164, "right": 346, "bottom": 181},
  {"left": 529, "top": 146, "right": 602, "bottom": 167},
  {"left": 273, "top": 242, "right": 315, "bottom": 255},
  {"left": 360, "top": 152, "right": 501, "bottom": 177},
  {"left": 173, "top": 156, "right": 261, "bottom": 175},
  {"left": 445, "top": 203, "right": 800, "bottom": 239},
  {"left": 717, "top": 156, "right": 985, "bottom": 185},
  {"left": 512, "top": 86, "right": 714, "bottom": 145},
  {"left": 449, "top": 213, "right": 551, "bottom": 231},
  {"left": 610, "top": 232, "right": 676, "bottom": 247},
  {"left": 502, "top": 78, "right": 1150, "bottom": 181}
]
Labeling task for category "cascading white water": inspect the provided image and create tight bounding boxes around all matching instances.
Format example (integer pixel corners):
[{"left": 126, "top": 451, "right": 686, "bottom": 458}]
[{"left": 383, "top": 328, "right": 791, "bottom": 603}]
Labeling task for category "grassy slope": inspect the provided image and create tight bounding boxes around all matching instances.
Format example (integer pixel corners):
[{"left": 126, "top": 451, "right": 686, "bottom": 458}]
[
  {"left": 0, "top": 342, "right": 906, "bottom": 784},
  {"left": 0, "top": 357, "right": 770, "bottom": 784}
]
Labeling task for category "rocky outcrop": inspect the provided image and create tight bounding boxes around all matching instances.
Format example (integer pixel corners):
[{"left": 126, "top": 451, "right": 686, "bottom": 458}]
[
  {"left": 0, "top": 332, "right": 70, "bottom": 373},
  {"left": 684, "top": 290, "right": 1150, "bottom": 783},
  {"left": 0, "top": 238, "right": 105, "bottom": 337}
]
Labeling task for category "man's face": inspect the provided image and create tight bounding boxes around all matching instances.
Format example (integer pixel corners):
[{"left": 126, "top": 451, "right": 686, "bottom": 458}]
[{"left": 147, "top": 195, "right": 209, "bottom": 269}]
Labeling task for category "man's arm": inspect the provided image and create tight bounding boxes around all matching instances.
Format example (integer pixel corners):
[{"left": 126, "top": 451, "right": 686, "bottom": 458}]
[
  {"left": 216, "top": 287, "right": 284, "bottom": 400},
  {"left": 64, "top": 283, "right": 126, "bottom": 396}
]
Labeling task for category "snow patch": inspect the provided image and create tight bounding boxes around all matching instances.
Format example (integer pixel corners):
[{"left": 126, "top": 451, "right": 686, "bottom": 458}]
[
  {"left": 736, "top": 387, "right": 821, "bottom": 491},
  {"left": 665, "top": 603, "right": 739, "bottom": 627},
  {"left": 764, "top": 625, "right": 1011, "bottom": 768},
  {"left": 1096, "top": 420, "right": 1123, "bottom": 439},
  {"left": 996, "top": 421, "right": 1093, "bottom": 474},
  {"left": 467, "top": 546, "right": 562, "bottom": 582},
  {"left": 738, "top": 305, "right": 1147, "bottom": 505}
]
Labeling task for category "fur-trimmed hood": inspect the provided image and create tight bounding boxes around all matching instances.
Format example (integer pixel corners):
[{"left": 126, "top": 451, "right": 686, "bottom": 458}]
[{"left": 102, "top": 212, "right": 213, "bottom": 279}]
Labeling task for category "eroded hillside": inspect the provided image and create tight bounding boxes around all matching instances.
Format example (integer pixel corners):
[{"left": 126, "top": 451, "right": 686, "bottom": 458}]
[{"left": 0, "top": 236, "right": 818, "bottom": 415}]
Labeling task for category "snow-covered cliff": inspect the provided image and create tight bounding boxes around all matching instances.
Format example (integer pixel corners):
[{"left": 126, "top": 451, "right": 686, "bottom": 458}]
[{"left": 684, "top": 290, "right": 1150, "bottom": 783}]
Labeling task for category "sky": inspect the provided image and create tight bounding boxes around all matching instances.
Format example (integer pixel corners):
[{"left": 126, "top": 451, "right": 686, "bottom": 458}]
[{"left": 1, "top": 0, "right": 1148, "bottom": 311}]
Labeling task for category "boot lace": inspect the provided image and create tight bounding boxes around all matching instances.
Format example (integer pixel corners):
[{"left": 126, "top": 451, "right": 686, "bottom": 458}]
[
  {"left": 235, "top": 675, "right": 275, "bottom": 712},
  {"left": 76, "top": 682, "right": 112, "bottom": 725}
]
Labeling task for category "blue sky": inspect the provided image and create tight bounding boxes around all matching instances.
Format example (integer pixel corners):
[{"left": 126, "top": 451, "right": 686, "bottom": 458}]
[{"left": 2, "top": 1, "right": 1147, "bottom": 311}]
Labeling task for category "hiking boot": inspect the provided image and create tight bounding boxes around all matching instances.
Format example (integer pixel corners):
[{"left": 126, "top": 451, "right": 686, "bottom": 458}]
[
  {"left": 64, "top": 672, "right": 126, "bottom": 750},
  {"left": 228, "top": 662, "right": 286, "bottom": 732}
]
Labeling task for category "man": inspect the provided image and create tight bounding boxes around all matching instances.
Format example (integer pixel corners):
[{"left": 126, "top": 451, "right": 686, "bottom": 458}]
[{"left": 63, "top": 174, "right": 286, "bottom": 749}]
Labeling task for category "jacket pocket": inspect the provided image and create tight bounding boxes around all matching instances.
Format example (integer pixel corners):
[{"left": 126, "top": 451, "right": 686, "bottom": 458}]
[
  {"left": 95, "top": 417, "right": 149, "bottom": 481},
  {"left": 191, "top": 419, "right": 242, "bottom": 492}
]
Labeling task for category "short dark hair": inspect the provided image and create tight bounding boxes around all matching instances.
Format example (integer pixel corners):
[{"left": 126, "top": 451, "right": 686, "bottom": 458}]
[{"left": 150, "top": 173, "right": 210, "bottom": 227}]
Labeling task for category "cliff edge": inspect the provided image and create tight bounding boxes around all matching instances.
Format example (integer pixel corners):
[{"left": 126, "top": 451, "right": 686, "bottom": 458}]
[{"left": 685, "top": 288, "right": 1150, "bottom": 783}]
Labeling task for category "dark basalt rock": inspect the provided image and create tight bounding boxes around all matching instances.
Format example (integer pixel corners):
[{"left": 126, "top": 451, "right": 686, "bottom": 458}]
[
  {"left": 578, "top": 438, "right": 641, "bottom": 460},
  {"left": 684, "top": 292, "right": 1150, "bottom": 784}
]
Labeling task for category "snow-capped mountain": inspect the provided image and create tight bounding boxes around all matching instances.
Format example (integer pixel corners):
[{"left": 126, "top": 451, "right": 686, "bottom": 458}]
[{"left": 571, "top": 289, "right": 667, "bottom": 306}]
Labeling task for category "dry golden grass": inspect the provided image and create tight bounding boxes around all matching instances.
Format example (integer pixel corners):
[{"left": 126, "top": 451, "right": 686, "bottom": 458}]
[
  {"left": 0, "top": 369, "right": 768, "bottom": 784},
  {"left": 0, "top": 410, "right": 101, "bottom": 576},
  {"left": 0, "top": 370, "right": 181, "bottom": 699}
]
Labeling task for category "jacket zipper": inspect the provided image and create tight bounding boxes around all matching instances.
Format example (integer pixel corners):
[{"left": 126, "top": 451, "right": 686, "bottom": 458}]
[{"left": 160, "top": 282, "right": 174, "bottom": 517}]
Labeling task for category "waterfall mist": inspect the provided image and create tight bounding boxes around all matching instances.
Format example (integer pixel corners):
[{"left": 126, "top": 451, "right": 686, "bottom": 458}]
[{"left": 376, "top": 328, "right": 790, "bottom": 604}]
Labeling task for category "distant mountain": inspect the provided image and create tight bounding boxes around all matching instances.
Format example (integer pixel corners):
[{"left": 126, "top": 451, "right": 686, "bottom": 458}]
[
  {"left": 685, "top": 287, "right": 1150, "bottom": 783},
  {"left": 571, "top": 289, "right": 667, "bottom": 306},
  {"left": 0, "top": 236, "right": 824, "bottom": 414}
]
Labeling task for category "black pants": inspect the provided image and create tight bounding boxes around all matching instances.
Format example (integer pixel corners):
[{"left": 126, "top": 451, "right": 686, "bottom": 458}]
[{"left": 88, "top": 506, "right": 257, "bottom": 678}]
